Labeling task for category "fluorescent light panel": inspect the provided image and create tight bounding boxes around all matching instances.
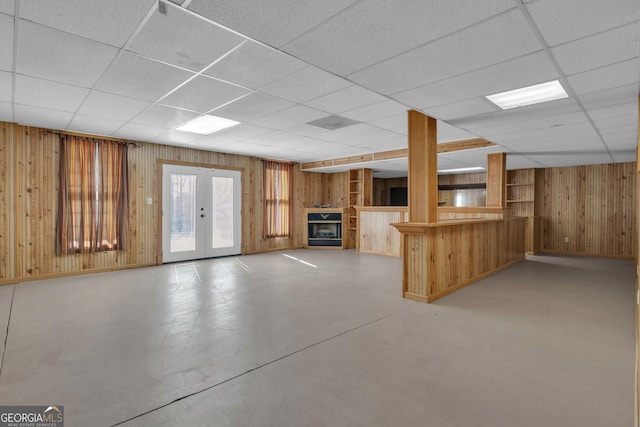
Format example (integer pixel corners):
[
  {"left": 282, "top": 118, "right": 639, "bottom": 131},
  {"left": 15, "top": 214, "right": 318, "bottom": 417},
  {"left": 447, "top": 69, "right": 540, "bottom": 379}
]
[
  {"left": 486, "top": 80, "right": 568, "bottom": 110},
  {"left": 176, "top": 115, "right": 240, "bottom": 135},
  {"left": 437, "top": 166, "right": 485, "bottom": 173}
]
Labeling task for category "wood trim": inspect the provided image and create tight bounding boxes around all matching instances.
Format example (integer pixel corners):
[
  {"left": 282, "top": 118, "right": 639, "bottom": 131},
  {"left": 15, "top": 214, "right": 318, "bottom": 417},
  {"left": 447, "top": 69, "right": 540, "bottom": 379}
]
[
  {"left": 539, "top": 249, "right": 635, "bottom": 261},
  {"left": 354, "top": 206, "right": 408, "bottom": 212},
  {"left": 0, "top": 262, "right": 156, "bottom": 284},
  {"left": 299, "top": 138, "right": 495, "bottom": 171},
  {"left": 437, "top": 138, "right": 494, "bottom": 153}
]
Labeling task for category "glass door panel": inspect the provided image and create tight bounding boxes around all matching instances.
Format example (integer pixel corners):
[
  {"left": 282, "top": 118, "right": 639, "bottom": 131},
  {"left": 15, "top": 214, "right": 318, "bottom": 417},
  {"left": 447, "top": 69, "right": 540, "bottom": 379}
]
[{"left": 169, "top": 173, "right": 197, "bottom": 253}]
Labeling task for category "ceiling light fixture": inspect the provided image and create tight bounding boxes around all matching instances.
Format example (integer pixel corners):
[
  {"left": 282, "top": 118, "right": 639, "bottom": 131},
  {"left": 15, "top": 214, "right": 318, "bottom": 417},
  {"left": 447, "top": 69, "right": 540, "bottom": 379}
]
[
  {"left": 437, "top": 166, "right": 485, "bottom": 174},
  {"left": 176, "top": 115, "right": 240, "bottom": 135},
  {"left": 486, "top": 80, "right": 568, "bottom": 110}
]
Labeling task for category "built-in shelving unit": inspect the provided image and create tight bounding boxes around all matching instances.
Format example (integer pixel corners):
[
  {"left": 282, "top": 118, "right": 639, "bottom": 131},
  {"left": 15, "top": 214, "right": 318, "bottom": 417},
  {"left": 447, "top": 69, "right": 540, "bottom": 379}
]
[
  {"left": 347, "top": 168, "right": 372, "bottom": 249},
  {"left": 506, "top": 168, "right": 544, "bottom": 254}
]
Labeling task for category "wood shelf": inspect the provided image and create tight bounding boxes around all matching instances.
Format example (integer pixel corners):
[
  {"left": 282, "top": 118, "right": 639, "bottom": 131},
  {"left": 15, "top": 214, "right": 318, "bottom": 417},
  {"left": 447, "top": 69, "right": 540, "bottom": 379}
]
[
  {"left": 347, "top": 168, "right": 372, "bottom": 250},
  {"left": 506, "top": 200, "right": 534, "bottom": 203}
]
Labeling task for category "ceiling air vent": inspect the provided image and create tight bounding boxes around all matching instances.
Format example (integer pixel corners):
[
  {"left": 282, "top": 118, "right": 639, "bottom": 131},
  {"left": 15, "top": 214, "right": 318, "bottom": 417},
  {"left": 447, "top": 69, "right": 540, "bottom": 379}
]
[{"left": 306, "top": 115, "right": 360, "bottom": 131}]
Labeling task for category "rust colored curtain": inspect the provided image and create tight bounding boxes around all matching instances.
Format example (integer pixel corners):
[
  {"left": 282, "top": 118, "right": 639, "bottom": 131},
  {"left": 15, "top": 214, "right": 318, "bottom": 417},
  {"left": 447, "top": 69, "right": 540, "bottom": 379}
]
[
  {"left": 56, "top": 135, "right": 129, "bottom": 255},
  {"left": 263, "top": 160, "right": 293, "bottom": 238}
]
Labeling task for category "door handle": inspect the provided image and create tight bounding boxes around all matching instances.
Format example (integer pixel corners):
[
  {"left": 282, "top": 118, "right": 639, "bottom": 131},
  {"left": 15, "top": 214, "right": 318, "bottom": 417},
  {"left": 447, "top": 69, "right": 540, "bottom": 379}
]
[{"left": 200, "top": 214, "right": 206, "bottom": 218}]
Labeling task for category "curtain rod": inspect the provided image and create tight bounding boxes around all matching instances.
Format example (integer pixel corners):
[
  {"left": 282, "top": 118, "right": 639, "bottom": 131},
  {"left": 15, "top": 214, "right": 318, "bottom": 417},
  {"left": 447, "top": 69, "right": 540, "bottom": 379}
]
[{"left": 44, "top": 129, "right": 143, "bottom": 148}]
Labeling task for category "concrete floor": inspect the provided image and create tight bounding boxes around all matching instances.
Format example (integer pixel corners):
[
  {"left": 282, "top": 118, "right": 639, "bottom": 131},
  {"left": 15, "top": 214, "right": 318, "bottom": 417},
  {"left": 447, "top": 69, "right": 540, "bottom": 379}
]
[{"left": 0, "top": 250, "right": 634, "bottom": 426}]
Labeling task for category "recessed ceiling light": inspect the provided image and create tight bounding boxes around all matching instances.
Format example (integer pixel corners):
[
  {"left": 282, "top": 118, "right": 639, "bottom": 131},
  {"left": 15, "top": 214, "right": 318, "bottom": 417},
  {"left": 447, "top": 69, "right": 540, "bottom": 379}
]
[
  {"left": 486, "top": 80, "right": 568, "bottom": 110},
  {"left": 176, "top": 115, "right": 240, "bottom": 135},
  {"left": 437, "top": 166, "right": 485, "bottom": 174}
]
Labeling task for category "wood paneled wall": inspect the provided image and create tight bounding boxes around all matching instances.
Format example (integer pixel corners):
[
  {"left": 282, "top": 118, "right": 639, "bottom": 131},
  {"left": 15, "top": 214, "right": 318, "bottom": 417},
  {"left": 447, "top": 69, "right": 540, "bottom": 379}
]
[
  {"left": 0, "top": 122, "right": 346, "bottom": 283},
  {"left": 373, "top": 177, "right": 407, "bottom": 206},
  {"left": 541, "top": 163, "right": 635, "bottom": 259}
]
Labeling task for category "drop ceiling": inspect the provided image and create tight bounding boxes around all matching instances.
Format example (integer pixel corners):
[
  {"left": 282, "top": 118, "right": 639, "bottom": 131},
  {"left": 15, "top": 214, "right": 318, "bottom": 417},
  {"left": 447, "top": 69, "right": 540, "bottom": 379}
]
[{"left": 1, "top": 0, "right": 638, "bottom": 177}]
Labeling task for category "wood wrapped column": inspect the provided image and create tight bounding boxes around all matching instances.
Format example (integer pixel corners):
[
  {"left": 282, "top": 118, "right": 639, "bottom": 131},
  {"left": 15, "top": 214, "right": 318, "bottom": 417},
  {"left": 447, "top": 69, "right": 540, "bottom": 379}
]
[
  {"left": 408, "top": 110, "right": 438, "bottom": 223},
  {"left": 486, "top": 152, "right": 506, "bottom": 207}
]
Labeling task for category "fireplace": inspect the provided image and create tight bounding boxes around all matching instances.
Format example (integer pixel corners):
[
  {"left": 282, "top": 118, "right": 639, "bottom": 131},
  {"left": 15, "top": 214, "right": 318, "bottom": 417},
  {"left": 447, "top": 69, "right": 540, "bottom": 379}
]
[{"left": 307, "top": 211, "right": 343, "bottom": 247}]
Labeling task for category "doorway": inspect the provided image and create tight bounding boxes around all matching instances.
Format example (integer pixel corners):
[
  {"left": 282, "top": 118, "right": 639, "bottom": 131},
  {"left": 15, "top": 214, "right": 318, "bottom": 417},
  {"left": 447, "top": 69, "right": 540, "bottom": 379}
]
[{"left": 162, "top": 164, "right": 241, "bottom": 263}]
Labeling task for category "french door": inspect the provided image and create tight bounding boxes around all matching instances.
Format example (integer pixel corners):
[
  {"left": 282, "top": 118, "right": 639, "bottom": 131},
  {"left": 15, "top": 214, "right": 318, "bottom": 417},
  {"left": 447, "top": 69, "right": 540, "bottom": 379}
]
[{"left": 162, "top": 164, "right": 241, "bottom": 263}]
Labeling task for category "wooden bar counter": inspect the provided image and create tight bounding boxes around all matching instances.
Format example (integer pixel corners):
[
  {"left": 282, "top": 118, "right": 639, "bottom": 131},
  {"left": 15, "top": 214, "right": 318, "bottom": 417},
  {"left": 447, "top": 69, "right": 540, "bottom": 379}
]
[{"left": 393, "top": 217, "right": 526, "bottom": 303}]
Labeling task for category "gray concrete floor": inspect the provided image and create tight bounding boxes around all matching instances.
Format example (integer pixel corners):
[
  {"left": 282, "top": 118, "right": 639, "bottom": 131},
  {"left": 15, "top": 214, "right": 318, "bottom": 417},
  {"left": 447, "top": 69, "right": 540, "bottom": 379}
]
[{"left": 0, "top": 250, "right": 634, "bottom": 426}]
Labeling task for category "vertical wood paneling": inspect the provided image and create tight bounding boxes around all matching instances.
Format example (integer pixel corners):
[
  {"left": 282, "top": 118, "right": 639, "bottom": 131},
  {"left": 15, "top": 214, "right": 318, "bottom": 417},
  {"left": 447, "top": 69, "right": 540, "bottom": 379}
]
[
  {"left": 0, "top": 122, "right": 15, "bottom": 280},
  {"left": 542, "top": 163, "right": 635, "bottom": 258},
  {"left": 373, "top": 177, "right": 407, "bottom": 205},
  {"left": 358, "top": 209, "right": 404, "bottom": 256}
]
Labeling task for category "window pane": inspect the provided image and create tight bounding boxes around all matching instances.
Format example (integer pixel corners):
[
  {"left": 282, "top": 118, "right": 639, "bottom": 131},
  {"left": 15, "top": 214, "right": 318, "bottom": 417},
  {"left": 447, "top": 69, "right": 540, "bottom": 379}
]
[
  {"left": 170, "top": 173, "right": 197, "bottom": 253},
  {"left": 211, "top": 176, "right": 234, "bottom": 249}
]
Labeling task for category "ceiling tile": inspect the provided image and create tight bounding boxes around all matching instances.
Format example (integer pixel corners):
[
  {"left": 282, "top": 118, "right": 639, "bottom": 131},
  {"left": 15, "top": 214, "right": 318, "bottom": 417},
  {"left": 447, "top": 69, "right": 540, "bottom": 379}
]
[
  {"left": 0, "top": 71, "right": 11, "bottom": 102},
  {"left": 211, "top": 92, "right": 293, "bottom": 121},
  {"left": 341, "top": 100, "right": 407, "bottom": 122},
  {"left": 551, "top": 23, "right": 639, "bottom": 75},
  {"left": 578, "top": 84, "right": 639, "bottom": 110},
  {"left": 187, "top": 0, "right": 359, "bottom": 48},
  {"left": 250, "top": 105, "right": 328, "bottom": 129},
  {"left": 128, "top": 5, "right": 244, "bottom": 71},
  {"left": 15, "top": 75, "right": 90, "bottom": 112},
  {"left": 131, "top": 104, "right": 199, "bottom": 128},
  {"left": 77, "top": 91, "right": 151, "bottom": 122},
  {"left": 315, "top": 123, "right": 381, "bottom": 142},
  {"left": 17, "top": 21, "right": 119, "bottom": 87},
  {"left": 261, "top": 66, "right": 351, "bottom": 103},
  {"left": 528, "top": 153, "right": 613, "bottom": 167},
  {"left": 450, "top": 97, "right": 582, "bottom": 131},
  {"left": 566, "top": 59, "right": 639, "bottom": 96},
  {"left": 338, "top": 130, "right": 404, "bottom": 147},
  {"left": 506, "top": 156, "right": 544, "bottom": 170},
  {"left": 112, "top": 123, "right": 166, "bottom": 141},
  {"left": 526, "top": 0, "right": 638, "bottom": 46},
  {"left": 594, "top": 115, "right": 637, "bottom": 131},
  {"left": 283, "top": 0, "right": 514, "bottom": 75},
  {"left": 153, "top": 130, "right": 202, "bottom": 145},
  {"left": 423, "top": 98, "right": 498, "bottom": 122},
  {"left": 306, "top": 85, "right": 388, "bottom": 114},
  {"left": 247, "top": 131, "right": 312, "bottom": 149},
  {"left": 0, "top": 102, "right": 11, "bottom": 122},
  {"left": 349, "top": 9, "right": 542, "bottom": 95},
  {"left": 0, "top": 14, "right": 13, "bottom": 72},
  {"left": 161, "top": 75, "right": 250, "bottom": 113},
  {"left": 587, "top": 102, "right": 638, "bottom": 121},
  {"left": 0, "top": 2, "right": 13, "bottom": 14},
  {"left": 204, "top": 40, "right": 306, "bottom": 90},
  {"left": 19, "top": 0, "right": 157, "bottom": 47},
  {"left": 14, "top": 104, "right": 73, "bottom": 130},
  {"left": 201, "top": 123, "right": 273, "bottom": 142},
  {"left": 438, "top": 122, "right": 477, "bottom": 142},
  {"left": 471, "top": 111, "right": 590, "bottom": 137},
  {"left": 355, "top": 138, "right": 406, "bottom": 152},
  {"left": 612, "top": 152, "right": 636, "bottom": 163},
  {"left": 367, "top": 113, "right": 406, "bottom": 131},
  {"left": 67, "top": 114, "right": 125, "bottom": 136},
  {"left": 394, "top": 51, "right": 558, "bottom": 108},
  {"left": 283, "top": 124, "right": 331, "bottom": 137},
  {"left": 96, "top": 52, "right": 194, "bottom": 102}
]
